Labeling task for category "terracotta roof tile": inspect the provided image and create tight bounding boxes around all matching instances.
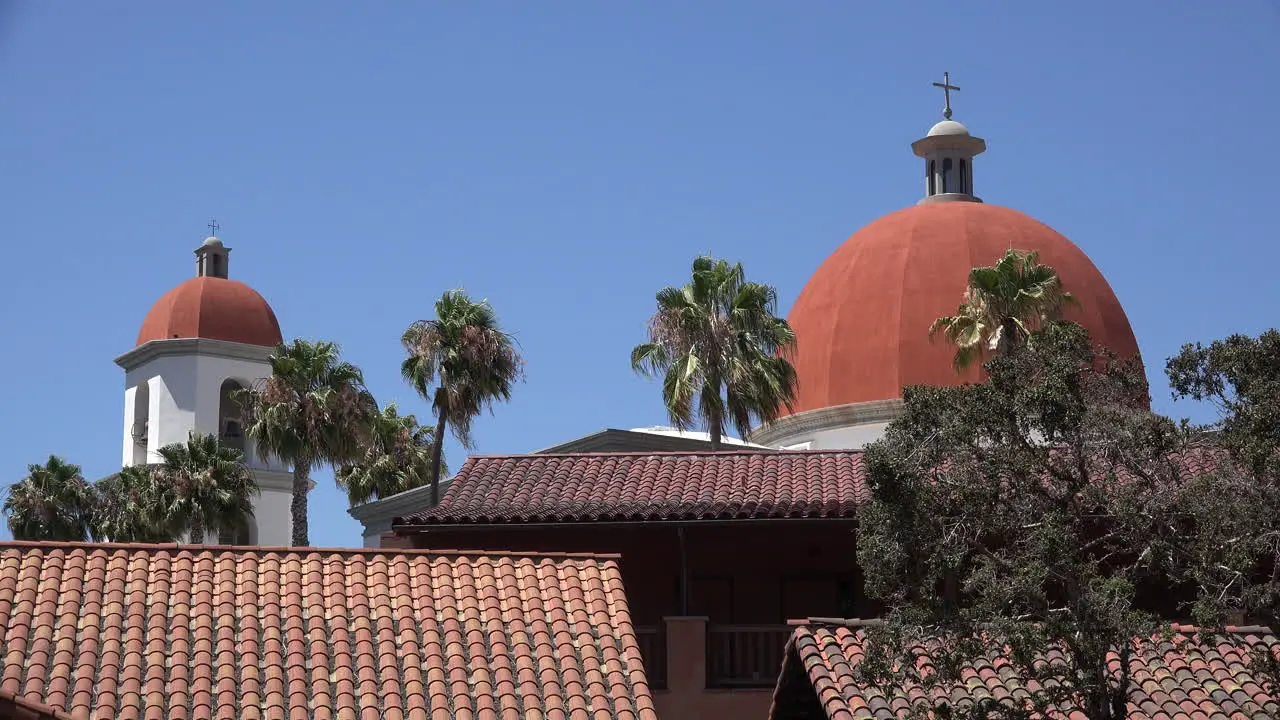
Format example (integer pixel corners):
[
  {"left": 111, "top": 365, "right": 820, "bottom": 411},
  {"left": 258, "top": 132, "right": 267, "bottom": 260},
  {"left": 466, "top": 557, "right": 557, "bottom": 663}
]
[
  {"left": 392, "top": 447, "right": 1232, "bottom": 527},
  {"left": 0, "top": 687, "right": 76, "bottom": 720},
  {"left": 769, "top": 619, "right": 1280, "bottom": 719},
  {"left": 394, "top": 450, "right": 869, "bottom": 525},
  {"left": 0, "top": 541, "right": 658, "bottom": 720}
]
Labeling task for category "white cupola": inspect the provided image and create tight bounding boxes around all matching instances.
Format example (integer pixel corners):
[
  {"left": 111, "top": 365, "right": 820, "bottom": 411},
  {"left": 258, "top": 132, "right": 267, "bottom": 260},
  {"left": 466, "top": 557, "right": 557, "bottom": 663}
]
[{"left": 912, "top": 72, "right": 987, "bottom": 204}]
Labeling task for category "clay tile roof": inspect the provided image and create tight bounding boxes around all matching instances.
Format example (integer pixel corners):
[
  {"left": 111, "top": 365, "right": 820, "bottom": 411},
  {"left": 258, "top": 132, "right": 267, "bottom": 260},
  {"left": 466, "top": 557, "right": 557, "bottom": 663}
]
[
  {"left": 0, "top": 687, "right": 76, "bottom": 720},
  {"left": 393, "top": 450, "right": 869, "bottom": 526},
  {"left": 0, "top": 541, "right": 658, "bottom": 720},
  {"left": 768, "top": 619, "right": 1280, "bottom": 719}
]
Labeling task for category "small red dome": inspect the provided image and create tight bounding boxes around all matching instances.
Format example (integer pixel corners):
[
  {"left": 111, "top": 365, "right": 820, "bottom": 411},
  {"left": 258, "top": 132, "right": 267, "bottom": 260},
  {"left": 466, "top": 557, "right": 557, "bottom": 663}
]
[
  {"left": 136, "top": 276, "right": 283, "bottom": 348},
  {"left": 786, "top": 202, "right": 1141, "bottom": 414}
]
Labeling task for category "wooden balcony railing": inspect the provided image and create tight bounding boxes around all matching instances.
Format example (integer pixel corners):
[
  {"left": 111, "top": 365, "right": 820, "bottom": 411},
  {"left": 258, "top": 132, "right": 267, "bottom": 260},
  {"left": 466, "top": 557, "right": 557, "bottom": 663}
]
[
  {"left": 635, "top": 625, "right": 667, "bottom": 689},
  {"left": 706, "top": 624, "right": 792, "bottom": 688}
]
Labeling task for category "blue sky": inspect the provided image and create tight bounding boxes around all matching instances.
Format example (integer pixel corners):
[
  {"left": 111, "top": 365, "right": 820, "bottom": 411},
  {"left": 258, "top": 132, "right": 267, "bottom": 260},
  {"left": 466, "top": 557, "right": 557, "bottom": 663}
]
[{"left": 2, "top": 2, "right": 1278, "bottom": 547}]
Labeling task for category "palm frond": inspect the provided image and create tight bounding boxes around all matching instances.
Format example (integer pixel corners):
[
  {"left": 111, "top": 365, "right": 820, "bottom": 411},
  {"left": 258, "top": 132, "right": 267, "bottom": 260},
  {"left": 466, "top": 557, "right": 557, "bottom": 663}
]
[
  {"left": 931, "top": 249, "right": 1081, "bottom": 370},
  {"left": 3, "top": 455, "right": 95, "bottom": 542},
  {"left": 631, "top": 254, "right": 799, "bottom": 445}
]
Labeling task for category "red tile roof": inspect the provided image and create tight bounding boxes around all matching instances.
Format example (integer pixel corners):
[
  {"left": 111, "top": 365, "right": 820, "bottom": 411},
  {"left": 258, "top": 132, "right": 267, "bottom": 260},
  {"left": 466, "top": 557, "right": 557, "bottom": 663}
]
[
  {"left": 0, "top": 688, "right": 75, "bottom": 720},
  {"left": 0, "top": 541, "right": 658, "bottom": 720},
  {"left": 769, "top": 619, "right": 1280, "bottom": 719},
  {"left": 393, "top": 450, "right": 869, "bottom": 526}
]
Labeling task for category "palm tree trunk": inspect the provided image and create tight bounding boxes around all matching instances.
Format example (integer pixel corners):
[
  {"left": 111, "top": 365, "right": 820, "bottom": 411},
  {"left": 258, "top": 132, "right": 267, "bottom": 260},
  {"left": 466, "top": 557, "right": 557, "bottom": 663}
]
[
  {"left": 430, "top": 413, "right": 448, "bottom": 506},
  {"left": 705, "top": 384, "right": 724, "bottom": 450},
  {"left": 291, "top": 458, "right": 311, "bottom": 546},
  {"left": 189, "top": 519, "right": 204, "bottom": 545},
  {"left": 998, "top": 317, "right": 1020, "bottom": 356}
]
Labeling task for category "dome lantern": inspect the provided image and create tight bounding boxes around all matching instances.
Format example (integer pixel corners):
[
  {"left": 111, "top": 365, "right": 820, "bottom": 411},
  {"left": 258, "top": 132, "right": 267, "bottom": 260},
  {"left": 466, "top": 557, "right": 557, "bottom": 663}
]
[
  {"left": 911, "top": 72, "right": 986, "bottom": 205},
  {"left": 195, "top": 220, "right": 230, "bottom": 279}
]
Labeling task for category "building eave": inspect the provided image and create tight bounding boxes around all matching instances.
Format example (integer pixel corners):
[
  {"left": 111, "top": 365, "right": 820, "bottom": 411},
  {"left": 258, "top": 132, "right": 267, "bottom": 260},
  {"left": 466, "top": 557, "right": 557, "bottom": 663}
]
[
  {"left": 347, "top": 478, "right": 455, "bottom": 534},
  {"left": 393, "top": 516, "right": 860, "bottom": 533},
  {"left": 115, "top": 337, "right": 276, "bottom": 371}
]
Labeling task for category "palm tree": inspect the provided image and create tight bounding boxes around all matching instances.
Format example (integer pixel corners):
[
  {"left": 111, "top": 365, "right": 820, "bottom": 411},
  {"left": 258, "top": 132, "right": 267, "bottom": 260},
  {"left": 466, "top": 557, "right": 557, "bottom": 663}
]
[
  {"left": 401, "top": 289, "right": 524, "bottom": 505},
  {"left": 929, "top": 248, "right": 1078, "bottom": 370},
  {"left": 238, "top": 339, "right": 376, "bottom": 546},
  {"left": 91, "top": 465, "right": 175, "bottom": 544},
  {"left": 630, "top": 255, "right": 799, "bottom": 449},
  {"left": 3, "top": 456, "right": 95, "bottom": 541},
  {"left": 154, "top": 432, "right": 258, "bottom": 544},
  {"left": 336, "top": 403, "right": 444, "bottom": 506}
]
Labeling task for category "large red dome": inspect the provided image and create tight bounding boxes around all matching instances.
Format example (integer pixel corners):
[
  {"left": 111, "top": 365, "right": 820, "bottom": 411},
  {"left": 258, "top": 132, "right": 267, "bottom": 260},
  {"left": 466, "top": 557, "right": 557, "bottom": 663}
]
[
  {"left": 136, "top": 276, "right": 283, "bottom": 348},
  {"left": 786, "top": 202, "right": 1140, "bottom": 414}
]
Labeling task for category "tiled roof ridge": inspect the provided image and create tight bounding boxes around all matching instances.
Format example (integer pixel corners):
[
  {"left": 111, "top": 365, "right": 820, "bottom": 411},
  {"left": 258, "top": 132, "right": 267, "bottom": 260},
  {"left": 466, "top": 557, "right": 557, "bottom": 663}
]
[
  {"left": 0, "top": 539, "right": 623, "bottom": 561},
  {"left": 788, "top": 616, "right": 887, "bottom": 628},
  {"left": 473, "top": 447, "right": 866, "bottom": 460},
  {"left": 789, "top": 616, "right": 1276, "bottom": 635},
  {"left": 0, "top": 687, "right": 76, "bottom": 720}
]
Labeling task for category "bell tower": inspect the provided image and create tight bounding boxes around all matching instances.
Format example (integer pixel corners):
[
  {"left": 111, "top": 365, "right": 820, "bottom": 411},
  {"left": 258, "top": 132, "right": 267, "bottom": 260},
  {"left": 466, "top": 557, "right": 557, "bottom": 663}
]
[{"left": 116, "top": 227, "right": 296, "bottom": 546}]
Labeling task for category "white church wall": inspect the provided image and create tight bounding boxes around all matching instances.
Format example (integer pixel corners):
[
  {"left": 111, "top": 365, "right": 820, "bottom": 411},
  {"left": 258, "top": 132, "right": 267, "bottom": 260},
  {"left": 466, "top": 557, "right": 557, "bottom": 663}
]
[
  {"left": 752, "top": 399, "right": 904, "bottom": 452},
  {"left": 785, "top": 421, "right": 892, "bottom": 450},
  {"left": 251, "top": 474, "right": 294, "bottom": 546},
  {"left": 119, "top": 340, "right": 287, "bottom": 473}
]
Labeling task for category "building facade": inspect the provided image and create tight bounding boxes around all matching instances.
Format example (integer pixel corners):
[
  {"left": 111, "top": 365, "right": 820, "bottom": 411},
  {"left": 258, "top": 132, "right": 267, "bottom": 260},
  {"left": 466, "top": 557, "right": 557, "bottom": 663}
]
[{"left": 367, "top": 102, "right": 1155, "bottom": 720}]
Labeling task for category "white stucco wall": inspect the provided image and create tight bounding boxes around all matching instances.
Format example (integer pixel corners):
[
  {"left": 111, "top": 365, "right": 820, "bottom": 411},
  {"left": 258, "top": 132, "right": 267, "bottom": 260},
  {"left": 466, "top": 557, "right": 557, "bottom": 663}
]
[
  {"left": 752, "top": 399, "right": 904, "bottom": 451},
  {"left": 775, "top": 421, "right": 892, "bottom": 450},
  {"left": 120, "top": 347, "right": 280, "bottom": 466},
  {"left": 251, "top": 472, "right": 294, "bottom": 546}
]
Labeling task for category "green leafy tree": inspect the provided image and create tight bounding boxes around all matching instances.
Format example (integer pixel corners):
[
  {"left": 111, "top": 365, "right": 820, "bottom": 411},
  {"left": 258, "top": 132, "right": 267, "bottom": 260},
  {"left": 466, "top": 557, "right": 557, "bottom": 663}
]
[
  {"left": 930, "top": 249, "right": 1077, "bottom": 370},
  {"left": 630, "top": 255, "right": 798, "bottom": 449},
  {"left": 1166, "top": 329, "right": 1280, "bottom": 632},
  {"left": 336, "top": 403, "right": 444, "bottom": 506},
  {"left": 4, "top": 456, "right": 95, "bottom": 541},
  {"left": 855, "top": 322, "right": 1242, "bottom": 719},
  {"left": 402, "top": 289, "right": 524, "bottom": 506},
  {"left": 154, "top": 432, "right": 258, "bottom": 544},
  {"left": 91, "top": 465, "right": 175, "bottom": 543},
  {"left": 238, "top": 339, "right": 376, "bottom": 546}
]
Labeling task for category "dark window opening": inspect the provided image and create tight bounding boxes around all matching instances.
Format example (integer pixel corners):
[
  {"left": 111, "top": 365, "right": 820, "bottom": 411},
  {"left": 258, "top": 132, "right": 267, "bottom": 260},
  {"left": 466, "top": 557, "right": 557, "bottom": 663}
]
[
  {"left": 959, "top": 158, "right": 968, "bottom": 193},
  {"left": 941, "top": 158, "right": 954, "bottom": 194},
  {"left": 928, "top": 160, "right": 936, "bottom": 195}
]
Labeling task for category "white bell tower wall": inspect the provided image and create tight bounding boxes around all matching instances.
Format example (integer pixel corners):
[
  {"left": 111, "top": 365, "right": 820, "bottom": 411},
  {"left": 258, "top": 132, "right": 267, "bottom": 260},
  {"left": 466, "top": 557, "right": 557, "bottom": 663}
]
[{"left": 115, "top": 337, "right": 296, "bottom": 546}]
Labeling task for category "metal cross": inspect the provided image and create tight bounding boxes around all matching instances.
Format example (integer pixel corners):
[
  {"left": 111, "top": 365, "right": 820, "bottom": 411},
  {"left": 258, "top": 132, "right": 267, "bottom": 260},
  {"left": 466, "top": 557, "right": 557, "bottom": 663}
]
[
  {"left": 932, "top": 72, "right": 960, "bottom": 120},
  {"left": 208, "top": 218, "right": 221, "bottom": 236}
]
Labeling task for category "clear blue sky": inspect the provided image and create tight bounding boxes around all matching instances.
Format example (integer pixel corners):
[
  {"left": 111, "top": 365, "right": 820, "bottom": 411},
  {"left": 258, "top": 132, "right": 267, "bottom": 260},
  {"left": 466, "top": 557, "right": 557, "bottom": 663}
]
[{"left": 2, "top": 2, "right": 1278, "bottom": 547}]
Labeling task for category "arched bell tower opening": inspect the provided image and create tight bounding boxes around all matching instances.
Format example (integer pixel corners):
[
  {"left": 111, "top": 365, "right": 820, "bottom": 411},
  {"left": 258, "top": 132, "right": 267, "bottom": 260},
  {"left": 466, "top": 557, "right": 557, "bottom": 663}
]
[
  {"left": 129, "top": 381, "right": 150, "bottom": 466},
  {"left": 218, "top": 378, "right": 248, "bottom": 455}
]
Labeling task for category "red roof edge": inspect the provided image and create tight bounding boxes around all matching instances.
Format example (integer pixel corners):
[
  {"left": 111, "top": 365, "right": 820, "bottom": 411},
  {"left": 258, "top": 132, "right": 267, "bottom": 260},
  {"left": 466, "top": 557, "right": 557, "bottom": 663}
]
[
  {"left": 787, "top": 616, "right": 1275, "bottom": 635},
  {"left": 0, "top": 540, "right": 623, "bottom": 562},
  {"left": 0, "top": 687, "right": 76, "bottom": 720},
  {"left": 467, "top": 448, "right": 867, "bottom": 460}
]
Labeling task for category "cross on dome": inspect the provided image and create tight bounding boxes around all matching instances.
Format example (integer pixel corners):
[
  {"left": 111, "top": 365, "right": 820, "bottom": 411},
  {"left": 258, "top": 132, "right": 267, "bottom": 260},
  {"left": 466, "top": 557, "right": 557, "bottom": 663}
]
[{"left": 931, "top": 72, "right": 960, "bottom": 120}]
